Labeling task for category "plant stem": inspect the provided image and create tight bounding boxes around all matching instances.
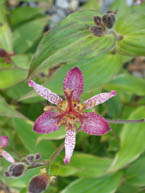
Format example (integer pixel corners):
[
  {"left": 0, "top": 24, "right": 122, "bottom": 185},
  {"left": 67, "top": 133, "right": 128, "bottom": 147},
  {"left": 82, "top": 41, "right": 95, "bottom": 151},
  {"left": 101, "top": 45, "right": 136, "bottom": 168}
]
[
  {"left": 106, "top": 119, "right": 145, "bottom": 124},
  {"left": 47, "top": 142, "right": 64, "bottom": 168}
]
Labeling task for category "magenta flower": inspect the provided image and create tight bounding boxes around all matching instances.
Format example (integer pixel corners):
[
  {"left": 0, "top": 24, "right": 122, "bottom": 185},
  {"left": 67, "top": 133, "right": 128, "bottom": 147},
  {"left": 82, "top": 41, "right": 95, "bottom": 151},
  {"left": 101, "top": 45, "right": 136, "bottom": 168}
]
[
  {"left": 29, "top": 67, "right": 116, "bottom": 164},
  {"left": 0, "top": 136, "right": 15, "bottom": 163}
]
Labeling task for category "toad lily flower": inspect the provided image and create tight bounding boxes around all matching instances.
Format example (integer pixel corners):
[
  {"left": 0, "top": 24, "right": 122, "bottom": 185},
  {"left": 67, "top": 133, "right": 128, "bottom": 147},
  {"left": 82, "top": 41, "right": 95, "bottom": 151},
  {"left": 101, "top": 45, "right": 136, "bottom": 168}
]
[
  {"left": 28, "top": 67, "right": 116, "bottom": 164},
  {"left": 0, "top": 136, "right": 15, "bottom": 163}
]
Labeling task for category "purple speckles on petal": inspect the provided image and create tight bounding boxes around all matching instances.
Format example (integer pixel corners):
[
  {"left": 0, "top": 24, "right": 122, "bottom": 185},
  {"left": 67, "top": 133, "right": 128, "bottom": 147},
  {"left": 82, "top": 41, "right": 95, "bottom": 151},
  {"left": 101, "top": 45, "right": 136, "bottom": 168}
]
[
  {"left": 81, "top": 112, "right": 111, "bottom": 136},
  {"left": 0, "top": 136, "right": 9, "bottom": 148},
  {"left": 63, "top": 67, "right": 84, "bottom": 101},
  {"left": 34, "top": 111, "right": 59, "bottom": 134},
  {"left": 83, "top": 90, "right": 116, "bottom": 109},
  {"left": 28, "top": 80, "right": 63, "bottom": 105},
  {"left": 64, "top": 129, "right": 76, "bottom": 164}
]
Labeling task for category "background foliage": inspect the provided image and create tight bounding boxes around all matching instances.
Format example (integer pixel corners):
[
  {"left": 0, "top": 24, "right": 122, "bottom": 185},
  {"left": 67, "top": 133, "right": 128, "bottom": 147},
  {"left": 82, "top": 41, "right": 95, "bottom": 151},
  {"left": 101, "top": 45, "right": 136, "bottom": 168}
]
[{"left": 0, "top": 0, "right": 145, "bottom": 192}]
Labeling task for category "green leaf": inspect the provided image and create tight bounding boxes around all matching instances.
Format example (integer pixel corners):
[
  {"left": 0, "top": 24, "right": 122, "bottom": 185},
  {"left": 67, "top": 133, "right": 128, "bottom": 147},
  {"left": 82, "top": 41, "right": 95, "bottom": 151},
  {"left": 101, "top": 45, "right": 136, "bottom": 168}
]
[
  {"left": 13, "top": 118, "right": 56, "bottom": 158},
  {"left": 0, "top": 0, "right": 13, "bottom": 51},
  {"left": 108, "top": 107, "right": 145, "bottom": 172},
  {"left": 70, "top": 153, "right": 112, "bottom": 178},
  {"left": 10, "top": 6, "right": 43, "bottom": 27},
  {"left": 20, "top": 53, "right": 122, "bottom": 102},
  {"left": 61, "top": 172, "right": 123, "bottom": 193},
  {"left": 83, "top": 0, "right": 100, "bottom": 10},
  {"left": 115, "top": 13, "right": 145, "bottom": 56},
  {"left": 116, "top": 182, "right": 138, "bottom": 193},
  {"left": 0, "top": 68, "right": 27, "bottom": 89},
  {"left": 27, "top": 10, "right": 119, "bottom": 78},
  {"left": 50, "top": 163, "right": 78, "bottom": 177},
  {"left": 13, "top": 17, "right": 49, "bottom": 53},
  {"left": 126, "top": 155, "right": 145, "bottom": 187},
  {"left": 104, "top": 73, "right": 145, "bottom": 96},
  {"left": 36, "top": 128, "right": 66, "bottom": 144},
  {"left": 0, "top": 94, "right": 25, "bottom": 119},
  {"left": 110, "top": 0, "right": 131, "bottom": 18}
]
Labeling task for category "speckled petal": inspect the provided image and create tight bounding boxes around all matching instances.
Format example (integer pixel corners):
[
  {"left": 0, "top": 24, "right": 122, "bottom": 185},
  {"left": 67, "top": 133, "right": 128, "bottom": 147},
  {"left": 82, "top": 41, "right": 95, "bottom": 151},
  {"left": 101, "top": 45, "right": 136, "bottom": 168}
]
[
  {"left": 63, "top": 67, "right": 83, "bottom": 101},
  {"left": 83, "top": 91, "right": 116, "bottom": 109},
  {"left": 28, "top": 80, "right": 62, "bottom": 105},
  {"left": 1, "top": 150, "right": 15, "bottom": 163},
  {"left": 64, "top": 128, "right": 76, "bottom": 164},
  {"left": 81, "top": 112, "right": 111, "bottom": 136},
  {"left": 34, "top": 111, "right": 59, "bottom": 134},
  {"left": 0, "top": 136, "right": 9, "bottom": 148}
]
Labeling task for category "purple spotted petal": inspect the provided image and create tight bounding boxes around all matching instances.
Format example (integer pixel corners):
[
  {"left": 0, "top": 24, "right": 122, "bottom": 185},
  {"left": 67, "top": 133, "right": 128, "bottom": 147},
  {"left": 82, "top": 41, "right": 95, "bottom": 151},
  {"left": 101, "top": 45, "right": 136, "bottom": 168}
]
[
  {"left": 63, "top": 67, "right": 84, "bottom": 101},
  {"left": 0, "top": 136, "right": 9, "bottom": 148},
  {"left": 81, "top": 112, "right": 111, "bottom": 136},
  {"left": 83, "top": 91, "right": 116, "bottom": 109},
  {"left": 1, "top": 150, "right": 15, "bottom": 163},
  {"left": 64, "top": 129, "right": 76, "bottom": 164},
  {"left": 28, "top": 80, "right": 62, "bottom": 105},
  {"left": 34, "top": 111, "right": 59, "bottom": 134}
]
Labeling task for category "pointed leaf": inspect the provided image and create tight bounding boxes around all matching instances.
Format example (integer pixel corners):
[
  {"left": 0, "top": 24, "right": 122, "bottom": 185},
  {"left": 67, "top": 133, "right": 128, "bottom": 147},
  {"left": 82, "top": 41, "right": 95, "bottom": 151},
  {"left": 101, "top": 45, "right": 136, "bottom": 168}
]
[
  {"left": 108, "top": 107, "right": 145, "bottom": 172},
  {"left": 61, "top": 172, "right": 123, "bottom": 193},
  {"left": 104, "top": 73, "right": 145, "bottom": 96},
  {"left": 0, "top": 94, "right": 25, "bottom": 119},
  {"left": 27, "top": 10, "right": 117, "bottom": 78}
]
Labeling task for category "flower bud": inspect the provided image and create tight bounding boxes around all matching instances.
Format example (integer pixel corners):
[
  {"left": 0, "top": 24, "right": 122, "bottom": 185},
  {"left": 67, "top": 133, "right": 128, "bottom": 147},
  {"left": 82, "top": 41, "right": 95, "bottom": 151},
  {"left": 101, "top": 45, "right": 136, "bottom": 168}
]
[
  {"left": 28, "top": 174, "right": 49, "bottom": 193},
  {"left": 102, "top": 11, "right": 117, "bottom": 29},
  {"left": 90, "top": 26, "right": 105, "bottom": 36},
  {"left": 35, "top": 153, "right": 42, "bottom": 160},
  {"left": 26, "top": 154, "right": 35, "bottom": 164},
  {"left": 0, "top": 49, "right": 7, "bottom": 57},
  {"left": 94, "top": 16, "right": 102, "bottom": 25},
  {"left": 6, "top": 162, "right": 26, "bottom": 178}
]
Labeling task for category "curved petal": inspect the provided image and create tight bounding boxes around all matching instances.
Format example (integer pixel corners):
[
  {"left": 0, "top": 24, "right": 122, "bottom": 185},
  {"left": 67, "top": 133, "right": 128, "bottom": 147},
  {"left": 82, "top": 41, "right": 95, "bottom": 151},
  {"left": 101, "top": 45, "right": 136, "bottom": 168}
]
[
  {"left": 1, "top": 150, "right": 15, "bottom": 163},
  {"left": 83, "top": 91, "right": 116, "bottom": 109},
  {"left": 28, "top": 80, "right": 63, "bottom": 105},
  {"left": 63, "top": 67, "right": 83, "bottom": 101},
  {"left": 34, "top": 111, "right": 60, "bottom": 134},
  {"left": 64, "top": 128, "right": 76, "bottom": 164},
  {"left": 0, "top": 136, "right": 9, "bottom": 148},
  {"left": 81, "top": 112, "right": 111, "bottom": 136}
]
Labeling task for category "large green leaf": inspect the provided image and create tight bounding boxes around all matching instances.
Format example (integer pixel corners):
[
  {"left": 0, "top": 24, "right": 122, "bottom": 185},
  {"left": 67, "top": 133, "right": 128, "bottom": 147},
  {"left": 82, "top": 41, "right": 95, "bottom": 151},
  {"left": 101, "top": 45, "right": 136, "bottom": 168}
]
[
  {"left": 0, "top": 94, "right": 25, "bottom": 119},
  {"left": 13, "top": 17, "right": 49, "bottom": 53},
  {"left": 27, "top": 9, "right": 145, "bottom": 79},
  {"left": 20, "top": 53, "right": 122, "bottom": 103},
  {"left": 0, "top": 0, "right": 13, "bottom": 51},
  {"left": 13, "top": 118, "right": 56, "bottom": 158},
  {"left": 0, "top": 68, "right": 27, "bottom": 89},
  {"left": 108, "top": 107, "right": 145, "bottom": 172},
  {"left": 126, "top": 154, "right": 145, "bottom": 187},
  {"left": 27, "top": 10, "right": 118, "bottom": 78},
  {"left": 61, "top": 172, "right": 123, "bottom": 193},
  {"left": 104, "top": 73, "right": 145, "bottom": 96},
  {"left": 115, "top": 13, "right": 145, "bottom": 56},
  {"left": 10, "top": 6, "right": 43, "bottom": 27},
  {"left": 70, "top": 153, "right": 112, "bottom": 178}
]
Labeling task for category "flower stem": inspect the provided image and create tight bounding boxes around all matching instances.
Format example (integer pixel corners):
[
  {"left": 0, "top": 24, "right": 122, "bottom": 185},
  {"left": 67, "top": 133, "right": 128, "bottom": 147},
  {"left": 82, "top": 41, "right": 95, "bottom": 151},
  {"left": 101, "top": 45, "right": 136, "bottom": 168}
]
[
  {"left": 47, "top": 142, "right": 64, "bottom": 168},
  {"left": 106, "top": 119, "right": 145, "bottom": 124}
]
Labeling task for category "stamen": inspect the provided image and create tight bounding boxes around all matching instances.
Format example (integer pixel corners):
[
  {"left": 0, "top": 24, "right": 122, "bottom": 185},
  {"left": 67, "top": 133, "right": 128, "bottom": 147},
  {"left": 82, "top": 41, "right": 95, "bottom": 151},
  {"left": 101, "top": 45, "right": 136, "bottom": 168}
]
[{"left": 43, "top": 106, "right": 61, "bottom": 112}]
